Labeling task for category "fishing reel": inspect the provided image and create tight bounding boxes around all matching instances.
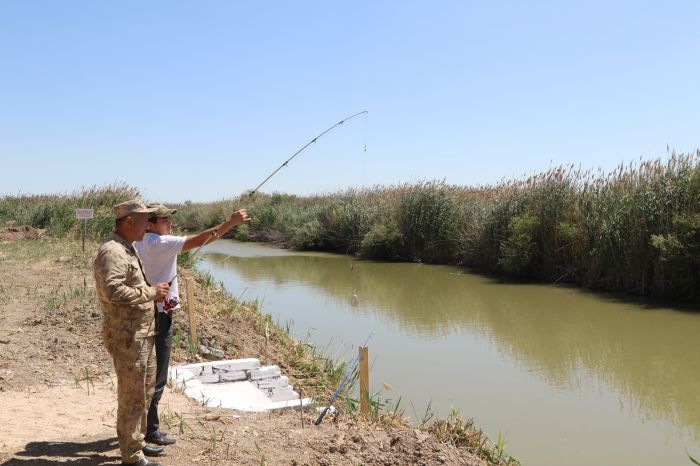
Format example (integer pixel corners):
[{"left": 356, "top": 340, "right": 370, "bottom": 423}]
[{"left": 164, "top": 296, "right": 180, "bottom": 311}]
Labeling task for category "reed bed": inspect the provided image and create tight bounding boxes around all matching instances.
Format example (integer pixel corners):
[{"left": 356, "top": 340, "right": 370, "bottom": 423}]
[
  {"left": 170, "top": 151, "right": 700, "bottom": 301},
  {"left": 2, "top": 152, "right": 699, "bottom": 300},
  {"left": 0, "top": 182, "right": 139, "bottom": 240}
]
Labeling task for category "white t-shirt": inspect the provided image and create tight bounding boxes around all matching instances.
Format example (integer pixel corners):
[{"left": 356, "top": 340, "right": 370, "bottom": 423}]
[{"left": 135, "top": 232, "right": 186, "bottom": 312}]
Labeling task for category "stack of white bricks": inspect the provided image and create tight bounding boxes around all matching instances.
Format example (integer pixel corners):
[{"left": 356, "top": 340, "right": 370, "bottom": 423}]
[
  {"left": 188, "top": 358, "right": 300, "bottom": 403},
  {"left": 250, "top": 366, "right": 299, "bottom": 402}
]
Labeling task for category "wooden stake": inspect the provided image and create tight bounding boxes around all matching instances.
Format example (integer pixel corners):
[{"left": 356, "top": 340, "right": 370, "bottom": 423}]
[
  {"left": 299, "top": 389, "right": 305, "bottom": 429},
  {"left": 185, "top": 277, "right": 197, "bottom": 347},
  {"left": 82, "top": 219, "right": 86, "bottom": 253},
  {"left": 359, "top": 345, "right": 369, "bottom": 415}
]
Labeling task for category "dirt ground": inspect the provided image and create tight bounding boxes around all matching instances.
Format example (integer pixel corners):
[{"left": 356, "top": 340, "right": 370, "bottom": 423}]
[{"left": 0, "top": 234, "right": 488, "bottom": 466}]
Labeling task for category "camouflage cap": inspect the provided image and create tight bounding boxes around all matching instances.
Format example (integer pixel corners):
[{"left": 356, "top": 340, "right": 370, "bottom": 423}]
[
  {"left": 147, "top": 203, "right": 177, "bottom": 218},
  {"left": 113, "top": 198, "right": 157, "bottom": 219}
]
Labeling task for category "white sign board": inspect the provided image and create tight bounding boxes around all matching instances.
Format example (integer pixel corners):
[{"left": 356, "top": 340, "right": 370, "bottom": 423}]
[{"left": 75, "top": 208, "right": 94, "bottom": 219}]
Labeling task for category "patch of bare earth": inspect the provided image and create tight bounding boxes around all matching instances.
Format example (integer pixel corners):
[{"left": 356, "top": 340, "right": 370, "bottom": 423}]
[
  {"left": 0, "top": 237, "right": 486, "bottom": 465},
  {"left": 0, "top": 225, "right": 46, "bottom": 242}
]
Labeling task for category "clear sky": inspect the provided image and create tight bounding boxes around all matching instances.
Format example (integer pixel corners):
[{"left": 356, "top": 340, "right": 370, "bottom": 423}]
[{"left": 1, "top": 1, "right": 699, "bottom": 202}]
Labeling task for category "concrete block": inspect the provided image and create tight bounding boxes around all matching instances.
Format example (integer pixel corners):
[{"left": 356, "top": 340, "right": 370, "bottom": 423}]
[
  {"left": 255, "top": 375, "right": 289, "bottom": 389},
  {"left": 204, "top": 347, "right": 225, "bottom": 360},
  {"left": 198, "top": 370, "right": 247, "bottom": 384},
  {"left": 212, "top": 359, "right": 260, "bottom": 372},
  {"left": 219, "top": 370, "right": 248, "bottom": 382},
  {"left": 249, "top": 365, "right": 281, "bottom": 380},
  {"left": 175, "top": 358, "right": 260, "bottom": 375}
]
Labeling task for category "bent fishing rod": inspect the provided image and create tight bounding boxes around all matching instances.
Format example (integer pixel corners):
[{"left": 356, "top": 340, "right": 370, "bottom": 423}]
[
  {"left": 248, "top": 110, "right": 368, "bottom": 197},
  {"left": 187, "top": 110, "right": 369, "bottom": 262}
]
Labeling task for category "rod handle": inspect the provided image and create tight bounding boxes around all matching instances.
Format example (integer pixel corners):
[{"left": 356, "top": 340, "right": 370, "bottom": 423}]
[{"left": 314, "top": 406, "right": 330, "bottom": 426}]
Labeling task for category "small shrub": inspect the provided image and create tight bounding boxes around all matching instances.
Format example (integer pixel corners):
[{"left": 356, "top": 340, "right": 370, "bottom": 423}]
[
  {"left": 232, "top": 223, "right": 249, "bottom": 241},
  {"left": 292, "top": 220, "right": 325, "bottom": 250},
  {"left": 499, "top": 212, "right": 540, "bottom": 275},
  {"left": 359, "top": 218, "right": 403, "bottom": 260}
]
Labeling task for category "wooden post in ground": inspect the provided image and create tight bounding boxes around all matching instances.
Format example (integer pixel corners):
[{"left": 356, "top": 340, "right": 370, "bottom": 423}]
[
  {"left": 359, "top": 345, "right": 369, "bottom": 415},
  {"left": 185, "top": 277, "right": 197, "bottom": 347},
  {"left": 82, "top": 219, "right": 86, "bottom": 253}
]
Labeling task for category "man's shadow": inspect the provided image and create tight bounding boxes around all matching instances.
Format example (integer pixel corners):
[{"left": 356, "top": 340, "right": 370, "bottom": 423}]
[{"left": 1, "top": 437, "right": 119, "bottom": 465}]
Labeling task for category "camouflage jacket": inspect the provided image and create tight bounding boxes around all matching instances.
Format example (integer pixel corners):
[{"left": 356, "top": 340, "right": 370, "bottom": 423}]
[{"left": 94, "top": 233, "right": 157, "bottom": 354}]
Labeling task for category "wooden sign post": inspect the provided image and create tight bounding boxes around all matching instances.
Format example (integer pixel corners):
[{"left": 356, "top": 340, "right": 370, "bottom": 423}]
[
  {"left": 359, "top": 345, "right": 369, "bottom": 415},
  {"left": 185, "top": 277, "right": 197, "bottom": 347},
  {"left": 74, "top": 208, "right": 94, "bottom": 252}
]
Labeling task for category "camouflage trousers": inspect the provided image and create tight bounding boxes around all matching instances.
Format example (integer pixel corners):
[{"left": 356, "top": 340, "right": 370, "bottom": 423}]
[{"left": 108, "top": 336, "right": 156, "bottom": 464}]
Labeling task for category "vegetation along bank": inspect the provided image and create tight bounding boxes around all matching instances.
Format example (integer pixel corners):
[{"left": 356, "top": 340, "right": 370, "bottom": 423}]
[
  {"left": 3, "top": 152, "right": 699, "bottom": 301},
  {"left": 172, "top": 152, "right": 700, "bottom": 302}
]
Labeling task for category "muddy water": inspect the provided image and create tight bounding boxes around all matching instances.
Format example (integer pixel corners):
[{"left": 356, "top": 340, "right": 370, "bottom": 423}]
[{"left": 198, "top": 240, "right": 700, "bottom": 466}]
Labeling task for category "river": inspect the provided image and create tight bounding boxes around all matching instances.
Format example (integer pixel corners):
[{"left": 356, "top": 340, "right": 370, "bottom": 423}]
[{"left": 197, "top": 240, "right": 700, "bottom": 466}]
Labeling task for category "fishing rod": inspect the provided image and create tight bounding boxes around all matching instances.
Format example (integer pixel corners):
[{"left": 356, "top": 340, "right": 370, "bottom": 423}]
[
  {"left": 315, "top": 332, "right": 373, "bottom": 426},
  {"left": 188, "top": 110, "right": 369, "bottom": 262},
  {"left": 248, "top": 110, "right": 368, "bottom": 197}
]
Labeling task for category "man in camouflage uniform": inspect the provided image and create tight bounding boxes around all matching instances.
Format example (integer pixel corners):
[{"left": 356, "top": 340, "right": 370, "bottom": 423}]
[{"left": 94, "top": 199, "right": 170, "bottom": 466}]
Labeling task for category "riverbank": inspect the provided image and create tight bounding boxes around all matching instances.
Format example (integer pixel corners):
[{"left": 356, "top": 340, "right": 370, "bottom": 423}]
[{"left": 0, "top": 232, "right": 516, "bottom": 465}]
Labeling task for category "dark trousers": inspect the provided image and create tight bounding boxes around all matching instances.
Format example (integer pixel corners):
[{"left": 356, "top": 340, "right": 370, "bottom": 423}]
[{"left": 146, "top": 311, "right": 173, "bottom": 436}]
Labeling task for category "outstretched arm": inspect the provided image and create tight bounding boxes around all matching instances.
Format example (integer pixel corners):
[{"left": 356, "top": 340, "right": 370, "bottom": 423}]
[{"left": 182, "top": 209, "right": 251, "bottom": 252}]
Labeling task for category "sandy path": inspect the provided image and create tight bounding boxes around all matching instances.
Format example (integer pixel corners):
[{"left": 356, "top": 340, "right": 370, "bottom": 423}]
[{"left": 0, "top": 379, "right": 193, "bottom": 464}]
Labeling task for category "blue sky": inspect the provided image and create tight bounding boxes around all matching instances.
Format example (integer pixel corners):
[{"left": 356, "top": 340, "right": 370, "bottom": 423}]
[{"left": 1, "top": 1, "right": 698, "bottom": 202}]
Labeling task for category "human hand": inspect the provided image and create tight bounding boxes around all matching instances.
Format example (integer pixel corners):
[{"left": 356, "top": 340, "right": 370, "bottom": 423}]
[
  {"left": 228, "top": 209, "right": 251, "bottom": 226},
  {"left": 154, "top": 283, "right": 170, "bottom": 302}
]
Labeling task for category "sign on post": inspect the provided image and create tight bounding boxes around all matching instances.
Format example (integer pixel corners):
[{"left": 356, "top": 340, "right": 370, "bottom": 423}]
[
  {"left": 75, "top": 209, "right": 94, "bottom": 252},
  {"left": 75, "top": 209, "right": 94, "bottom": 219}
]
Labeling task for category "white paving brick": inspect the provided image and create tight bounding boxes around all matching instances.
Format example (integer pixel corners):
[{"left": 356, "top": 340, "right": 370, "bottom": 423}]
[
  {"left": 198, "top": 370, "right": 248, "bottom": 384},
  {"left": 171, "top": 360, "right": 310, "bottom": 411},
  {"left": 255, "top": 375, "right": 289, "bottom": 389},
  {"left": 212, "top": 359, "right": 260, "bottom": 372},
  {"left": 249, "top": 365, "right": 281, "bottom": 380}
]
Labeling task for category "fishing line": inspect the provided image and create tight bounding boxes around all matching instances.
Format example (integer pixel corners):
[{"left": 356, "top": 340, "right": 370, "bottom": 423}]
[
  {"left": 249, "top": 110, "right": 369, "bottom": 196},
  {"left": 187, "top": 110, "right": 369, "bottom": 263},
  {"left": 361, "top": 111, "right": 369, "bottom": 188}
]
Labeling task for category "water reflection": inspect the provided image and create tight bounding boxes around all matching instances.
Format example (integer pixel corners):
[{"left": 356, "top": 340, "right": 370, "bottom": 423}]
[{"left": 200, "top": 241, "right": 700, "bottom": 465}]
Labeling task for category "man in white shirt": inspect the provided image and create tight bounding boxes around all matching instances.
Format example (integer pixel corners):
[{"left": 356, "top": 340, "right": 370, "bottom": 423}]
[{"left": 135, "top": 203, "right": 250, "bottom": 446}]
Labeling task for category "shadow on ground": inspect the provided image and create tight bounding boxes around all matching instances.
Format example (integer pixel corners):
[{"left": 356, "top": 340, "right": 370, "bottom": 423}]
[{"left": 1, "top": 438, "right": 119, "bottom": 465}]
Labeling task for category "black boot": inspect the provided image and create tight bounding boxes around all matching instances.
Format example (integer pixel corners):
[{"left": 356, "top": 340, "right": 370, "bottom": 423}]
[
  {"left": 145, "top": 430, "right": 176, "bottom": 446},
  {"left": 142, "top": 445, "right": 164, "bottom": 456}
]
